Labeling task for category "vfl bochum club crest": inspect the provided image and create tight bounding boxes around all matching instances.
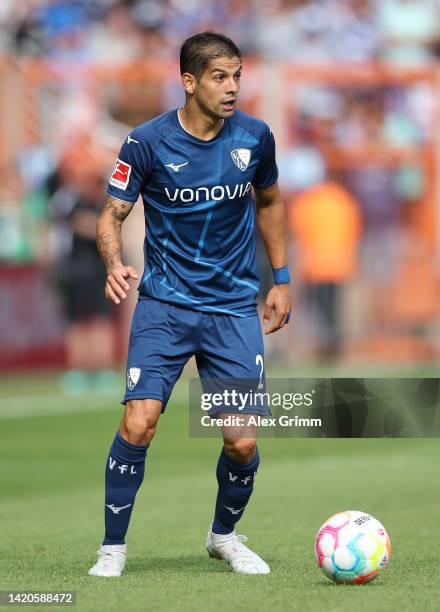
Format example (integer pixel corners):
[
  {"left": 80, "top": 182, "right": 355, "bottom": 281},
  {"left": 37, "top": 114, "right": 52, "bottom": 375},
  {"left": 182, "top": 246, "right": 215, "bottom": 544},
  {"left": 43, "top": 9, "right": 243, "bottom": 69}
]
[
  {"left": 127, "top": 367, "right": 141, "bottom": 390},
  {"left": 231, "top": 148, "right": 251, "bottom": 172}
]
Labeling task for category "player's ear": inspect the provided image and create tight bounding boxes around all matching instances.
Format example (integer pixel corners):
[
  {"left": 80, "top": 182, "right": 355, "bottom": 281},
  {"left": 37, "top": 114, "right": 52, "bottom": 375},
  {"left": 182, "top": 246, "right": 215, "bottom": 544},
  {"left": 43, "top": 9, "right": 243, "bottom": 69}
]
[{"left": 181, "top": 72, "right": 196, "bottom": 95}]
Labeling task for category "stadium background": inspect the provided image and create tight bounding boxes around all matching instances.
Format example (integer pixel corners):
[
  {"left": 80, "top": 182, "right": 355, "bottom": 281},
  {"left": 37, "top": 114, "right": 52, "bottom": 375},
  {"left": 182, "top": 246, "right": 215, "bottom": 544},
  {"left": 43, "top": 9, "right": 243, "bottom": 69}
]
[{"left": 1, "top": 2, "right": 439, "bottom": 611}]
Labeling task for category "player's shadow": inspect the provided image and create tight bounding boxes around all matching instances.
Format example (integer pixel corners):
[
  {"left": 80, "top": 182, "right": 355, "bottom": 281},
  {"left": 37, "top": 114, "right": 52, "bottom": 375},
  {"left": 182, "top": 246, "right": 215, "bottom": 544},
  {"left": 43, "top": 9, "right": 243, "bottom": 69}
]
[
  {"left": 313, "top": 580, "right": 385, "bottom": 588},
  {"left": 128, "top": 554, "right": 231, "bottom": 574}
]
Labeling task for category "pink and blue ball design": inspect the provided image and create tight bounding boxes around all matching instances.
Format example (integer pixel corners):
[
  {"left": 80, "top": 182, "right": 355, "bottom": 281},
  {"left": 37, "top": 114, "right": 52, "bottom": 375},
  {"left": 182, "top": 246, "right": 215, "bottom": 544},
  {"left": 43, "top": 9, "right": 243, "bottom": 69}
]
[{"left": 315, "top": 510, "right": 391, "bottom": 584}]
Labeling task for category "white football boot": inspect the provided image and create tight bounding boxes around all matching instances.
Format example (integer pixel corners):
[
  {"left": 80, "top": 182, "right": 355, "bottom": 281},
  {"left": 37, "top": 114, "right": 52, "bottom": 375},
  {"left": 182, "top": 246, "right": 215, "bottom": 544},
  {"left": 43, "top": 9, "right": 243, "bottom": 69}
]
[
  {"left": 88, "top": 544, "right": 127, "bottom": 577},
  {"left": 206, "top": 529, "right": 270, "bottom": 574}
]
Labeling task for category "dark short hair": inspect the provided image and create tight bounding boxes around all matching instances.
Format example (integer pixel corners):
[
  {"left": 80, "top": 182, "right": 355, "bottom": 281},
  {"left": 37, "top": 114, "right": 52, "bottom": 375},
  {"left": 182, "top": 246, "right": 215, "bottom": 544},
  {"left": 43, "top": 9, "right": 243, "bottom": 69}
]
[{"left": 180, "top": 31, "right": 241, "bottom": 80}]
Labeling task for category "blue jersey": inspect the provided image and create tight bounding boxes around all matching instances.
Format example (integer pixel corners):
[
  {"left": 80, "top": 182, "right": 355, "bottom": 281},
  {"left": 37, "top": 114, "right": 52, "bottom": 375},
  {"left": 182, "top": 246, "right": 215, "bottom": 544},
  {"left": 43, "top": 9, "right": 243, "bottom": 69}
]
[{"left": 107, "top": 108, "right": 278, "bottom": 316}]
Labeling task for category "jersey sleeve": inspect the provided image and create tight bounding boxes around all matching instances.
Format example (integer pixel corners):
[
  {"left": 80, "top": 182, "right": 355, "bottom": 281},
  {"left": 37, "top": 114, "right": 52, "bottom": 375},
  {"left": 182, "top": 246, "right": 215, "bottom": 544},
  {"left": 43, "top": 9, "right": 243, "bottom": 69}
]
[
  {"left": 107, "top": 133, "right": 152, "bottom": 203},
  {"left": 252, "top": 126, "right": 279, "bottom": 189}
]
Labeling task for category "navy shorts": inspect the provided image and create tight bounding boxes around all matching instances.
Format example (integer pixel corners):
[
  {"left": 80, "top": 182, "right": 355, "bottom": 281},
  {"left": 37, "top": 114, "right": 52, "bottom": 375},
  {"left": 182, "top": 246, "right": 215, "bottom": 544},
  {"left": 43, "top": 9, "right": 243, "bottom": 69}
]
[{"left": 123, "top": 298, "right": 269, "bottom": 416}]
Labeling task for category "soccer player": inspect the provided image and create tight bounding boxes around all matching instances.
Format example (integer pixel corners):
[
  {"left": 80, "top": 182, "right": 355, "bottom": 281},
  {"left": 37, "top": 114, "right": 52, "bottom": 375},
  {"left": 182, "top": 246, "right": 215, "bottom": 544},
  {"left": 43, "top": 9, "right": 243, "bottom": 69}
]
[{"left": 89, "top": 31, "right": 291, "bottom": 577}]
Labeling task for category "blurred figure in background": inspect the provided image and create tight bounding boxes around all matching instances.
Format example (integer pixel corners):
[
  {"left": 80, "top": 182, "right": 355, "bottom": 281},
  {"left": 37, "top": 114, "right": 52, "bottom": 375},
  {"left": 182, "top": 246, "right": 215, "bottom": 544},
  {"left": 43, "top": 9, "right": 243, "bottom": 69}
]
[
  {"left": 288, "top": 176, "right": 361, "bottom": 359},
  {"left": 376, "top": 0, "right": 440, "bottom": 65},
  {"left": 333, "top": 0, "right": 382, "bottom": 63},
  {"left": 336, "top": 89, "right": 410, "bottom": 332},
  {"left": 49, "top": 170, "right": 119, "bottom": 394}
]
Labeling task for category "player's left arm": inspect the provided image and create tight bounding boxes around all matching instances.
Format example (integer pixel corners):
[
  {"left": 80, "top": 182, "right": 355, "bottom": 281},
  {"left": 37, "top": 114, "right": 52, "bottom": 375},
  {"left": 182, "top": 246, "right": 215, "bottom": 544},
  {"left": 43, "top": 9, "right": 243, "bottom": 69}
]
[{"left": 254, "top": 181, "right": 292, "bottom": 335}]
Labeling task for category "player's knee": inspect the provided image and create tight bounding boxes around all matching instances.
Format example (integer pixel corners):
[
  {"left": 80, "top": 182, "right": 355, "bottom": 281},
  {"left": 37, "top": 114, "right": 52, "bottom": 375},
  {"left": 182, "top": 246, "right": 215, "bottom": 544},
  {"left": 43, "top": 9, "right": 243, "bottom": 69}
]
[
  {"left": 123, "top": 406, "right": 160, "bottom": 446},
  {"left": 125, "top": 417, "right": 157, "bottom": 445},
  {"left": 223, "top": 438, "right": 257, "bottom": 464}
]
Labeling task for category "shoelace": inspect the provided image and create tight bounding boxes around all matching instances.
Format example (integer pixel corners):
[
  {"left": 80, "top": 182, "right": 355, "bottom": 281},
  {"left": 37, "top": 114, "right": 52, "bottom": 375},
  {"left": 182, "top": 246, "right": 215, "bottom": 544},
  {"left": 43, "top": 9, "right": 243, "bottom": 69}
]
[
  {"left": 229, "top": 534, "right": 262, "bottom": 567},
  {"left": 231, "top": 534, "right": 248, "bottom": 551},
  {"left": 97, "top": 549, "right": 123, "bottom": 566},
  {"left": 215, "top": 533, "right": 247, "bottom": 548},
  {"left": 217, "top": 534, "right": 257, "bottom": 563}
]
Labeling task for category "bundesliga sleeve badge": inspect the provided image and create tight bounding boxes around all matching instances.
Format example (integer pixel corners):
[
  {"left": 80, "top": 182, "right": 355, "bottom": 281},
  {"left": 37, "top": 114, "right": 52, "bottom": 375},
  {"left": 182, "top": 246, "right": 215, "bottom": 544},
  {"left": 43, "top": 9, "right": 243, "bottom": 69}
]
[{"left": 110, "top": 158, "right": 132, "bottom": 190}]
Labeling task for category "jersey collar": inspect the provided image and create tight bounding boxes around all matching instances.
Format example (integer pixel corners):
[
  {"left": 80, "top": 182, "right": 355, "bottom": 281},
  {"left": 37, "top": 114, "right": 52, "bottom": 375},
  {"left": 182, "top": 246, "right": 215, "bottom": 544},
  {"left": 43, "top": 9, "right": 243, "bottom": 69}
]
[{"left": 175, "top": 107, "right": 225, "bottom": 143}]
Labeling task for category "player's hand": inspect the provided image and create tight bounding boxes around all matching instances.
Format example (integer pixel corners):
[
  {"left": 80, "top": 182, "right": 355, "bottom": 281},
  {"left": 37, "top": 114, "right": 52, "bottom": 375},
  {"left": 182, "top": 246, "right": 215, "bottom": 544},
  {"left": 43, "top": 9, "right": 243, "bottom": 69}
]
[
  {"left": 263, "top": 284, "right": 292, "bottom": 334},
  {"left": 105, "top": 264, "right": 139, "bottom": 305}
]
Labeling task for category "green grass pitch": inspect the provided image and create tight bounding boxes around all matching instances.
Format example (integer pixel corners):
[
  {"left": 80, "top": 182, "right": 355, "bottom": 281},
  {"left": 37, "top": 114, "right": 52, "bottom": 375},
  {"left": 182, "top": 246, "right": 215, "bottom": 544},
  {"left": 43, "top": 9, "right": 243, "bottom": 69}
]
[{"left": 1, "top": 370, "right": 439, "bottom": 612}]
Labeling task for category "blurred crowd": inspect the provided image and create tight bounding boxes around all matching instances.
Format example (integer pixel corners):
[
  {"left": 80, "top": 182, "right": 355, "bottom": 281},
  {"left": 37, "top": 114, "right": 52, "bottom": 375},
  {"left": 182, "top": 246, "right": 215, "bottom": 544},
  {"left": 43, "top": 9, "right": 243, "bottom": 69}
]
[
  {"left": 1, "top": 0, "right": 440, "bottom": 65},
  {"left": 0, "top": 0, "right": 436, "bottom": 263},
  {"left": 1, "top": 0, "right": 439, "bottom": 369}
]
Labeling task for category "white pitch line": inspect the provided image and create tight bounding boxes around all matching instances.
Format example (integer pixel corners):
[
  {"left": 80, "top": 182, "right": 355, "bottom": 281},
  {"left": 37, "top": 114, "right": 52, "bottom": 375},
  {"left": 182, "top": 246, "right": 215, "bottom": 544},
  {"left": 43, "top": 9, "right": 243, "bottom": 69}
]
[
  {"left": 0, "top": 394, "right": 115, "bottom": 420},
  {"left": 0, "top": 385, "right": 189, "bottom": 420}
]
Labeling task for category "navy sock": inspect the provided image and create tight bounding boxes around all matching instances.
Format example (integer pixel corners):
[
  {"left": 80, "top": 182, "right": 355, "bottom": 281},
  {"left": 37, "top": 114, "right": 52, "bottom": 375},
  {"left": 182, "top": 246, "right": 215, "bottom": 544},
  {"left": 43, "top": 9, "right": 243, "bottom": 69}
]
[
  {"left": 212, "top": 447, "right": 260, "bottom": 535},
  {"left": 103, "top": 432, "right": 148, "bottom": 545}
]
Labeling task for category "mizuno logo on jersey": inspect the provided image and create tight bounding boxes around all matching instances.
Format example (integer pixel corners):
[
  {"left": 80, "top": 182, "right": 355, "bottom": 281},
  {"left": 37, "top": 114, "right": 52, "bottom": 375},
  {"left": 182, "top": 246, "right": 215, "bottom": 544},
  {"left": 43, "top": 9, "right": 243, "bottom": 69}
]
[
  {"left": 127, "top": 135, "right": 139, "bottom": 144},
  {"left": 164, "top": 182, "right": 252, "bottom": 203},
  {"left": 165, "top": 161, "right": 189, "bottom": 172}
]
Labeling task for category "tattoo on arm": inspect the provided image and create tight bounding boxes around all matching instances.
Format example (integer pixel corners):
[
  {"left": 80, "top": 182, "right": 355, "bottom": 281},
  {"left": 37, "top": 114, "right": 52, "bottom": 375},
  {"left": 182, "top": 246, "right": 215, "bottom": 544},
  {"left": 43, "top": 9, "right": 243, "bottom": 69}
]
[
  {"left": 96, "top": 196, "right": 133, "bottom": 272},
  {"left": 101, "top": 196, "right": 132, "bottom": 222},
  {"left": 96, "top": 230, "right": 123, "bottom": 273}
]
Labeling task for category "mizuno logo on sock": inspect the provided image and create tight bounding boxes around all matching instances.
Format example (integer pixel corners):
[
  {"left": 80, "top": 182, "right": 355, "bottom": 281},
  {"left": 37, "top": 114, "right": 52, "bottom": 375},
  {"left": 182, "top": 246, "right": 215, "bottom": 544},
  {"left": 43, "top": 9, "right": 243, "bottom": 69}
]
[
  {"left": 223, "top": 504, "right": 246, "bottom": 515},
  {"left": 106, "top": 503, "right": 132, "bottom": 515}
]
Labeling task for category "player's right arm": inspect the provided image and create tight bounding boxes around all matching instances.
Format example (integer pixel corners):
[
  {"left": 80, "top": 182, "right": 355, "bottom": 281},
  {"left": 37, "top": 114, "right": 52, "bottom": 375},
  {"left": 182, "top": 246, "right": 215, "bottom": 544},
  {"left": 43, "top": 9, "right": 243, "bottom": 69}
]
[{"left": 96, "top": 195, "right": 138, "bottom": 305}]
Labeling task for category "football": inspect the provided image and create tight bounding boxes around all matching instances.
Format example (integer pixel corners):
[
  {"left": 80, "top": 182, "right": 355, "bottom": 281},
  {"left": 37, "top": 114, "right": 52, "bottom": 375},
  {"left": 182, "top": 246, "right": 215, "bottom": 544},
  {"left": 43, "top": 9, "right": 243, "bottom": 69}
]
[{"left": 315, "top": 510, "right": 391, "bottom": 584}]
